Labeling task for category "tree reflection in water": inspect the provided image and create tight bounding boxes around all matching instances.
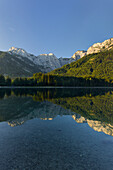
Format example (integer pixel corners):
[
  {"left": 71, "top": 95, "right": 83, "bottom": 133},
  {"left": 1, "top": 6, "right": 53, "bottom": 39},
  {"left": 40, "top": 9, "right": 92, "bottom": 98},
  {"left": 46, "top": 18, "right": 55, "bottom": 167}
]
[{"left": 0, "top": 88, "right": 113, "bottom": 136}]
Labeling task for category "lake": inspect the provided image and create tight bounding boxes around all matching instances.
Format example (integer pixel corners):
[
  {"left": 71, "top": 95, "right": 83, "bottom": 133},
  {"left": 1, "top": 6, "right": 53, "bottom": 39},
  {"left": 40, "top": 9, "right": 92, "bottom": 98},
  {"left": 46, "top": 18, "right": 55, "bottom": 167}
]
[{"left": 0, "top": 88, "right": 113, "bottom": 170}]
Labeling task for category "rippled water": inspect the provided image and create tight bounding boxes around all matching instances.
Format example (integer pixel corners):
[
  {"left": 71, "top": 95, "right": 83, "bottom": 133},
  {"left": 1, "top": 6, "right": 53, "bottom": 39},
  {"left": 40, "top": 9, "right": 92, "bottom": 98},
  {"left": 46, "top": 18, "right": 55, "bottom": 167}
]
[{"left": 0, "top": 88, "right": 113, "bottom": 170}]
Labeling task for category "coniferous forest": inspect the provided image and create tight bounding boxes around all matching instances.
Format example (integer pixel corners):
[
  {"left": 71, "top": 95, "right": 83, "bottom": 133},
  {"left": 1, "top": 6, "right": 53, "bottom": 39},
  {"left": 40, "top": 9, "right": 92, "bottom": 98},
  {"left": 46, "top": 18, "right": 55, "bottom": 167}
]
[
  {"left": 1, "top": 49, "right": 113, "bottom": 87},
  {"left": 0, "top": 73, "right": 113, "bottom": 87}
]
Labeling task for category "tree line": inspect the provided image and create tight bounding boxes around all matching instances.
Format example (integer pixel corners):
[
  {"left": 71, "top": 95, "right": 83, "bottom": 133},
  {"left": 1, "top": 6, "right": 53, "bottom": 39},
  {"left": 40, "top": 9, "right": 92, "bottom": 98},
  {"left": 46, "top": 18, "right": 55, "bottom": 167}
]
[{"left": 0, "top": 73, "right": 113, "bottom": 87}]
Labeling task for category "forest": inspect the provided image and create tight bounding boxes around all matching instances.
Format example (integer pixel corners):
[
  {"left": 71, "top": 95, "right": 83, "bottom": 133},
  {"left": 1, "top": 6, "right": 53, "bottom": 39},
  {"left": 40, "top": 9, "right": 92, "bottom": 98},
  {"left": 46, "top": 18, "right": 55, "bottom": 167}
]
[
  {"left": 51, "top": 49, "right": 113, "bottom": 81},
  {"left": 1, "top": 49, "right": 113, "bottom": 87},
  {"left": 0, "top": 72, "right": 113, "bottom": 87}
]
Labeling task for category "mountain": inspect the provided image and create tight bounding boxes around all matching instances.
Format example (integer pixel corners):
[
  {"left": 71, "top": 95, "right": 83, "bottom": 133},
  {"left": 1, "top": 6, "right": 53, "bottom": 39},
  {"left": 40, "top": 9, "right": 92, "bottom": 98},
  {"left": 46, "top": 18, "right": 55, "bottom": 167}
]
[
  {"left": 51, "top": 38, "right": 113, "bottom": 80},
  {"left": 71, "top": 38, "right": 113, "bottom": 57},
  {"left": 7, "top": 46, "right": 96, "bottom": 77},
  {"left": 87, "top": 38, "right": 113, "bottom": 55},
  {"left": 0, "top": 51, "right": 44, "bottom": 77},
  {"left": 72, "top": 50, "right": 87, "bottom": 60},
  {"left": 1, "top": 38, "right": 113, "bottom": 77},
  {"left": 0, "top": 47, "right": 78, "bottom": 77},
  {"left": 9, "top": 47, "right": 61, "bottom": 72},
  {"left": 7, "top": 47, "right": 77, "bottom": 76}
]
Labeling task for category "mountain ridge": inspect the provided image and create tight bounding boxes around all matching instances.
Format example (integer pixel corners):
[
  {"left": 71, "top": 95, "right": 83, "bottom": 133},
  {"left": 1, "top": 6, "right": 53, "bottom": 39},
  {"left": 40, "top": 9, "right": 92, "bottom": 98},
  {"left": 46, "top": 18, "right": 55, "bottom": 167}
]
[
  {"left": 8, "top": 47, "right": 77, "bottom": 72},
  {"left": 0, "top": 37, "right": 113, "bottom": 77},
  {"left": 51, "top": 38, "right": 113, "bottom": 81}
]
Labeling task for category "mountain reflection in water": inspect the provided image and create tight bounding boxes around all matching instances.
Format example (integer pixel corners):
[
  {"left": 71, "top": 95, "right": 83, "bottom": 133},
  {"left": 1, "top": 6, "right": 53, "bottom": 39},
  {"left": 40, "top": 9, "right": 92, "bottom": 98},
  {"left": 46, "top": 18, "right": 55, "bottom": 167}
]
[
  {"left": 0, "top": 88, "right": 113, "bottom": 136},
  {"left": 72, "top": 115, "right": 113, "bottom": 136}
]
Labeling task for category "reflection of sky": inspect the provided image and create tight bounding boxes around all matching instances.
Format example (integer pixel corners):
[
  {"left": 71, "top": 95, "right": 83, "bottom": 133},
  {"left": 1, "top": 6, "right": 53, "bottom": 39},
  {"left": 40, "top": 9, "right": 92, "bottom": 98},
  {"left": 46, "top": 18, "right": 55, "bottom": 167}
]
[
  {"left": 0, "top": 89, "right": 113, "bottom": 137},
  {"left": 72, "top": 115, "right": 113, "bottom": 136},
  {"left": 1, "top": 115, "right": 113, "bottom": 169},
  {"left": 7, "top": 113, "right": 113, "bottom": 137}
]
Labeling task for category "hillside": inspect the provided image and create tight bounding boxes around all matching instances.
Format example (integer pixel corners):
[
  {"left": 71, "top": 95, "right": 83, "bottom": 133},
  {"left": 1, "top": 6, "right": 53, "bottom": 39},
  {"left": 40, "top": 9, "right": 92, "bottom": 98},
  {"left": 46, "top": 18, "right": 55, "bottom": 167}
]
[
  {"left": 0, "top": 38, "right": 113, "bottom": 78},
  {"left": 8, "top": 47, "right": 77, "bottom": 73},
  {"left": 0, "top": 47, "right": 78, "bottom": 77},
  {"left": 0, "top": 51, "right": 44, "bottom": 77},
  {"left": 51, "top": 49, "right": 113, "bottom": 81}
]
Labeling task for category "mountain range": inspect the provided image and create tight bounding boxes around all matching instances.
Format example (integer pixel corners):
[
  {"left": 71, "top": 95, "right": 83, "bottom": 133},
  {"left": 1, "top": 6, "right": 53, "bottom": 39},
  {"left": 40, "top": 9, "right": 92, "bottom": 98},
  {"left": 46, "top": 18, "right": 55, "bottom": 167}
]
[
  {"left": 0, "top": 47, "right": 76, "bottom": 77},
  {"left": 0, "top": 38, "right": 113, "bottom": 77},
  {"left": 51, "top": 38, "right": 113, "bottom": 80}
]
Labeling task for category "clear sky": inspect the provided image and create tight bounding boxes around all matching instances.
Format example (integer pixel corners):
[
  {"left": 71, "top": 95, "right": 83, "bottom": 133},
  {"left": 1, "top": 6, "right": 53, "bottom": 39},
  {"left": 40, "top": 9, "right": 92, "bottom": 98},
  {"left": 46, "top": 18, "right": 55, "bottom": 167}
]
[{"left": 0, "top": 0, "right": 113, "bottom": 58}]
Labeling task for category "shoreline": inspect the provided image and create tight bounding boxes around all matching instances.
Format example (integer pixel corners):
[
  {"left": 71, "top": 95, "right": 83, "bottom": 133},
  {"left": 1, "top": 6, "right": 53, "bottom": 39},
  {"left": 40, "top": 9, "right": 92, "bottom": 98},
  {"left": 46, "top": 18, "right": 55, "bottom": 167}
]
[{"left": 0, "top": 86, "right": 113, "bottom": 89}]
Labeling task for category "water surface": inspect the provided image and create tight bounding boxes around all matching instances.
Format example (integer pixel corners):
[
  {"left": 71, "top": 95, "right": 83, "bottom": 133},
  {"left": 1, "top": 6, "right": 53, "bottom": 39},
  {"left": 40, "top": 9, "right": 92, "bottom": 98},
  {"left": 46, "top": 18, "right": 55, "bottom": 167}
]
[{"left": 0, "top": 88, "right": 113, "bottom": 170}]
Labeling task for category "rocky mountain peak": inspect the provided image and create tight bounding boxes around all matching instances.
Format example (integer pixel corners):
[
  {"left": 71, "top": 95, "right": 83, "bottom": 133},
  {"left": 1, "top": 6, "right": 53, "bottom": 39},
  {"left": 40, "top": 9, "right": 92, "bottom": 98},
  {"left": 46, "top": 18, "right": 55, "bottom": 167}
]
[
  {"left": 38, "top": 53, "right": 56, "bottom": 58},
  {"left": 72, "top": 50, "right": 87, "bottom": 60},
  {"left": 8, "top": 47, "right": 30, "bottom": 58},
  {"left": 5, "top": 37, "right": 113, "bottom": 77},
  {"left": 87, "top": 38, "right": 113, "bottom": 55}
]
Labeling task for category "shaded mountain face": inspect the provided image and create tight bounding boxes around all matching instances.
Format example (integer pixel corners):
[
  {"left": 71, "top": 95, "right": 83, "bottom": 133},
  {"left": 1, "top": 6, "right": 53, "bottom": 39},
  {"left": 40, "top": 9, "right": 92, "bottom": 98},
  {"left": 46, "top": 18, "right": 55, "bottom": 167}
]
[
  {"left": 1, "top": 38, "right": 113, "bottom": 77},
  {"left": 8, "top": 47, "right": 87, "bottom": 73},
  {"left": 9, "top": 47, "right": 61, "bottom": 72},
  {"left": 0, "top": 51, "right": 44, "bottom": 77},
  {"left": 0, "top": 47, "right": 77, "bottom": 77},
  {"left": 6, "top": 47, "right": 77, "bottom": 77}
]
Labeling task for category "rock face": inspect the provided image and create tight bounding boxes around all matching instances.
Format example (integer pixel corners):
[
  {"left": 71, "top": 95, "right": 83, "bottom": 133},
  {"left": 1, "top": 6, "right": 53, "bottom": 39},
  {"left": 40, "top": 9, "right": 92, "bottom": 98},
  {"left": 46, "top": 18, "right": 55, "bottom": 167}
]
[
  {"left": 8, "top": 48, "right": 89, "bottom": 73},
  {"left": 9, "top": 47, "right": 32, "bottom": 58},
  {"left": 1, "top": 38, "right": 113, "bottom": 77},
  {"left": 9, "top": 47, "right": 61, "bottom": 72},
  {"left": 36, "top": 53, "right": 61, "bottom": 72},
  {"left": 71, "top": 38, "right": 113, "bottom": 58},
  {"left": 87, "top": 38, "right": 113, "bottom": 55},
  {"left": 0, "top": 51, "right": 44, "bottom": 77},
  {"left": 8, "top": 47, "right": 77, "bottom": 74},
  {"left": 72, "top": 50, "right": 87, "bottom": 60}
]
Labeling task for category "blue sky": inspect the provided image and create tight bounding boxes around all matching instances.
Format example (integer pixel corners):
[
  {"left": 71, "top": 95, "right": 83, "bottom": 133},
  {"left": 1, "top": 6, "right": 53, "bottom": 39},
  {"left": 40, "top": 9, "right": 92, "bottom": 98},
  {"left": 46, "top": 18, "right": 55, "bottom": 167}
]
[{"left": 0, "top": 0, "right": 113, "bottom": 57}]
